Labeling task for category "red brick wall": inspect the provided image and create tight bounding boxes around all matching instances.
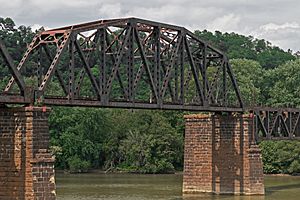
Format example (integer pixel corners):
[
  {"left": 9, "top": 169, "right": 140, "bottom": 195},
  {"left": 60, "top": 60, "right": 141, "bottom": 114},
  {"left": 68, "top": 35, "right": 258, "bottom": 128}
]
[
  {"left": 183, "top": 114, "right": 264, "bottom": 195},
  {"left": 0, "top": 107, "right": 56, "bottom": 200}
]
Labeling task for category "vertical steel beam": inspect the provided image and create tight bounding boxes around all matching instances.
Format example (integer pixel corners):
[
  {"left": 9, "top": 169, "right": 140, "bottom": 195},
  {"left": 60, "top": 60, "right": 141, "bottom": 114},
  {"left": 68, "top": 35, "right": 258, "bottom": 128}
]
[
  {"left": 153, "top": 26, "right": 161, "bottom": 105},
  {"left": 68, "top": 35, "right": 75, "bottom": 101},
  {"left": 202, "top": 44, "right": 207, "bottom": 97},
  {"left": 222, "top": 59, "right": 227, "bottom": 105},
  {"left": 99, "top": 28, "right": 106, "bottom": 99},
  {"left": 127, "top": 25, "right": 134, "bottom": 101},
  {"left": 180, "top": 38, "right": 185, "bottom": 104}
]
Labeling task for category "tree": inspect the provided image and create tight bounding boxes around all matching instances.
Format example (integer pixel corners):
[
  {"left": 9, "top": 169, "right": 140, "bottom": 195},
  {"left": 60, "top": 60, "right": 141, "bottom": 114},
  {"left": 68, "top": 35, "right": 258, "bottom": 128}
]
[
  {"left": 194, "top": 30, "right": 295, "bottom": 69},
  {"left": 229, "top": 59, "right": 264, "bottom": 106},
  {"left": 49, "top": 107, "right": 111, "bottom": 170},
  {"left": 104, "top": 110, "right": 183, "bottom": 173},
  {"left": 260, "top": 141, "right": 300, "bottom": 174},
  {"left": 264, "top": 59, "right": 300, "bottom": 107}
]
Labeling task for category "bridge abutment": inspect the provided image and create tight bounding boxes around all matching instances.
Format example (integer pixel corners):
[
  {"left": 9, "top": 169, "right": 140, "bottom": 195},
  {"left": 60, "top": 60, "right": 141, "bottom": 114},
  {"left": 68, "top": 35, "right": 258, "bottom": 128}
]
[
  {"left": 0, "top": 106, "right": 55, "bottom": 200},
  {"left": 183, "top": 113, "right": 264, "bottom": 195}
]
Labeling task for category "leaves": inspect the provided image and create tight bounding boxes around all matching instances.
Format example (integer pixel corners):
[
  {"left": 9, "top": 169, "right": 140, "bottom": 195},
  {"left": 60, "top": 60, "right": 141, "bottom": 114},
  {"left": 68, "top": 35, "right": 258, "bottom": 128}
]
[
  {"left": 260, "top": 141, "right": 300, "bottom": 174},
  {"left": 194, "top": 30, "right": 295, "bottom": 69},
  {"left": 264, "top": 59, "right": 300, "bottom": 107}
]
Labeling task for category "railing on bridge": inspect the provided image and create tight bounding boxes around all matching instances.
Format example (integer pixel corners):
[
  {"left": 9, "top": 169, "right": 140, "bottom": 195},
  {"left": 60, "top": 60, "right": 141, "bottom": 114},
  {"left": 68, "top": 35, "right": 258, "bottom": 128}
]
[{"left": 0, "top": 18, "right": 243, "bottom": 112}]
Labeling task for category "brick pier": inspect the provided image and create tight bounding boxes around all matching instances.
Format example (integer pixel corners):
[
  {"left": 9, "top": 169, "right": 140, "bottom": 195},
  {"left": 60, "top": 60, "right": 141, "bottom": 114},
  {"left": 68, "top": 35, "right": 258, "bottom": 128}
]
[
  {"left": 183, "top": 113, "right": 264, "bottom": 195},
  {"left": 0, "top": 106, "right": 56, "bottom": 200}
]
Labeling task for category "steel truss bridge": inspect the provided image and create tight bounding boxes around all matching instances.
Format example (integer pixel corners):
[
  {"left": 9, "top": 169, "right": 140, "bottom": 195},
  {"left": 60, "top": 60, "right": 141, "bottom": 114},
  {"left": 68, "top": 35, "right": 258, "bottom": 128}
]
[{"left": 0, "top": 17, "right": 299, "bottom": 140}]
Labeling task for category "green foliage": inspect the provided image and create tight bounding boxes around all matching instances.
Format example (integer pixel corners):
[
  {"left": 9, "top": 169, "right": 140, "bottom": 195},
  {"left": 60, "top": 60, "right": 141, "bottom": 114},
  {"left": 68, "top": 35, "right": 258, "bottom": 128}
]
[
  {"left": 288, "top": 160, "right": 300, "bottom": 174},
  {"left": 49, "top": 107, "right": 111, "bottom": 170},
  {"left": 49, "top": 108, "right": 183, "bottom": 173},
  {"left": 67, "top": 155, "right": 91, "bottom": 173},
  {"left": 263, "top": 59, "right": 300, "bottom": 107},
  {"left": 103, "top": 110, "right": 183, "bottom": 173},
  {"left": 259, "top": 141, "right": 281, "bottom": 174},
  {"left": 194, "top": 30, "right": 295, "bottom": 69},
  {"left": 230, "top": 59, "right": 264, "bottom": 106},
  {"left": 260, "top": 141, "right": 300, "bottom": 174},
  {"left": 0, "top": 17, "right": 34, "bottom": 63}
]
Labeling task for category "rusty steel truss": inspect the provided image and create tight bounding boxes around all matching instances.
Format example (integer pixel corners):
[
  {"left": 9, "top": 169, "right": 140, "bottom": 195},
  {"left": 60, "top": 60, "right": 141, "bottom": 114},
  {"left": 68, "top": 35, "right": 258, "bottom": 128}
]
[
  {"left": 1, "top": 18, "right": 300, "bottom": 140},
  {"left": 0, "top": 17, "right": 244, "bottom": 111},
  {"left": 252, "top": 107, "right": 300, "bottom": 141}
]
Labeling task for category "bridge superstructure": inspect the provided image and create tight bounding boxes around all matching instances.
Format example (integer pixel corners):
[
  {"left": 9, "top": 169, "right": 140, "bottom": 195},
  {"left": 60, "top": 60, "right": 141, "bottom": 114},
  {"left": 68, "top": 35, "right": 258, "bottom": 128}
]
[{"left": 0, "top": 17, "right": 243, "bottom": 112}]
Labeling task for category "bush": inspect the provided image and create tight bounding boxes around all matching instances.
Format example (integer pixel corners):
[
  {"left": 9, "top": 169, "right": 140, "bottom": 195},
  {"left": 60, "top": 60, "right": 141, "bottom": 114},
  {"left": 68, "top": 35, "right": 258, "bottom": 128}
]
[
  {"left": 67, "top": 156, "right": 91, "bottom": 173},
  {"left": 288, "top": 160, "right": 300, "bottom": 174},
  {"left": 259, "top": 140, "right": 300, "bottom": 174}
]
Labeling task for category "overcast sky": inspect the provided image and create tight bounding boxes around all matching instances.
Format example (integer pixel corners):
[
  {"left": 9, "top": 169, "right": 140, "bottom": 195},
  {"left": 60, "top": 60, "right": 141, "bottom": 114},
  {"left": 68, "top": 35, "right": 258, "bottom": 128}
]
[{"left": 1, "top": 0, "right": 299, "bottom": 51}]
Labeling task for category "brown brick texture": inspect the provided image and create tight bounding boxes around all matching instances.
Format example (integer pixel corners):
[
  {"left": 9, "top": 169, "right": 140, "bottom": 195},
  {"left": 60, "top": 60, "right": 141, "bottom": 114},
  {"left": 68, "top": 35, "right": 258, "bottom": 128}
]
[
  {"left": 0, "top": 107, "right": 56, "bottom": 200},
  {"left": 183, "top": 114, "right": 264, "bottom": 195}
]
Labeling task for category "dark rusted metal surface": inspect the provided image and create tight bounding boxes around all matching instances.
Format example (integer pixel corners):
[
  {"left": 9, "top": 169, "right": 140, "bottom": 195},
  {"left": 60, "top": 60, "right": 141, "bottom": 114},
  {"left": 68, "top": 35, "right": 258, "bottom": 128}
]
[
  {"left": 1, "top": 17, "right": 244, "bottom": 111},
  {"left": 251, "top": 107, "right": 300, "bottom": 141}
]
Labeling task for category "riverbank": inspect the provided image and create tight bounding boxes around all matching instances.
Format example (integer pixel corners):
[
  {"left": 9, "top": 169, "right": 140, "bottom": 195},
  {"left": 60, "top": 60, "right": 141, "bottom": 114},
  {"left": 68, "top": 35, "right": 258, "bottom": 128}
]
[
  {"left": 56, "top": 169, "right": 300, "bottom": 177},
  {"left": 55, "top": 169, "right": 184, "bottom": 175}
]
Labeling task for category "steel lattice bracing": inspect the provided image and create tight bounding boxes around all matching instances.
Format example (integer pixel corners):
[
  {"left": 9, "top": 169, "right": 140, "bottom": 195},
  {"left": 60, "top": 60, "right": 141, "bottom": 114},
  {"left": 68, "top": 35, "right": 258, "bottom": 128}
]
[
  {"left": 252, "top": 107, "right": 300, "bottom": 141},
  {"left": 0, "top": 17, "right": 243, "bottom": 111}
]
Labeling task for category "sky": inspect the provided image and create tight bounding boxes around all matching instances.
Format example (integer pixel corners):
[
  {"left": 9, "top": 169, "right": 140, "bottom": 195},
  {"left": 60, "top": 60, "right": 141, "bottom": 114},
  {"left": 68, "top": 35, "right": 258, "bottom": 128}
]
[{"left": 1, "top": 0, "right": 300, "bottom": 51}]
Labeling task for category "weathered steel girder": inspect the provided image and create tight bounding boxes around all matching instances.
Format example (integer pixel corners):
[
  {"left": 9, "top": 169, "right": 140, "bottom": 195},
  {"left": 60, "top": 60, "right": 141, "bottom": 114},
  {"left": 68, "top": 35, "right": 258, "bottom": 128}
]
[
  {"left": 252, "top": 107, "right": 300, "bottom": 141},
  {"left": 0, "top": 17, "right": 244, "bottom": 111}
]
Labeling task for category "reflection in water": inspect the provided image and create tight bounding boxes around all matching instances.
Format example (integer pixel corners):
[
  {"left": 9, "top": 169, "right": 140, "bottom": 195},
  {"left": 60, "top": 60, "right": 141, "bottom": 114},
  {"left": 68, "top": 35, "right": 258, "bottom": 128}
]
[{"left": 56, "top": 173, "right": 300, "bottom": 200}]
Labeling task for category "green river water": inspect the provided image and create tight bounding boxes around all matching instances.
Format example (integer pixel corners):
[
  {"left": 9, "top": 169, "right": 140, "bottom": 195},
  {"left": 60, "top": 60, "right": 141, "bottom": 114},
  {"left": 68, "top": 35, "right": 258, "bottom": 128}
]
[{"left": 56, "top": 173, "right": 300, "bottom": 200}]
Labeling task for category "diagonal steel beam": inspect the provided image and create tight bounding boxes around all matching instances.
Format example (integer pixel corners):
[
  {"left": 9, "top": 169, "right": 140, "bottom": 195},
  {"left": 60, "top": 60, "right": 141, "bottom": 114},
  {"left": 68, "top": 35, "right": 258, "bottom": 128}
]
[
  {"left": 105, "top": 30, "right": 129, "bottom": 100},
  {"left": 160, "top": 33, "right": 182, "bottom": 99},
  {"left": 0, "top": 40, "right": 25, "bottom": 94},
  {"left": 133, "top": 27, "right": 158, "bottom": 101},
  {"left": 74, "top": 40, "right": 101, "bottom": 98},
  {"left": 105, "top": 26, "right": 132, "bottom": 98},
  {"left": 291, "top": 113, "right": 300, "bottom": 136},
  {"left": 184, "top": 37, "right": 205, "bottom": 104},
  {"left": 254, "top": 111, "right": 268, "bottom": 137},
  {"left": 38, "top": 32, "right": 71, "bottom": 92},
  {"left": 74, "top": 31, "right": 101, "bottom": 97},
  {"left": 226, "top": 62, "right": 244, "bottom": 108},
  {"left": 42, "top": 45, "right": 68, "bottom": 96},
  {"left": 4, "top": 34, "right": 39, "bottom": 92}
]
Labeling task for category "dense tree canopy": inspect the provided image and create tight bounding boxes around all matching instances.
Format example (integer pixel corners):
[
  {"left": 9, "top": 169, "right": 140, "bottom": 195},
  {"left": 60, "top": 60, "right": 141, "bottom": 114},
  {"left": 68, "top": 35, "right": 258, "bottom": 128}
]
[
  {"left": 230, "top": 59, "right": 264, "bottom": 106},
  {"left": 264, "top": 60, "right": 300, "bottom": 107},
  {"left": 195, "top": 30, "right": 295, "bottom": 69}
]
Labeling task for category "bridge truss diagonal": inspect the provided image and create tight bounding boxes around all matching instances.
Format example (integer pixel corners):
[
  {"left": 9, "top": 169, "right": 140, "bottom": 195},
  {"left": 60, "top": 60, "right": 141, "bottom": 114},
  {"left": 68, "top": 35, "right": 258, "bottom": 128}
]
[{"left": 0, "top": 17, "right": 244, "bottom": 112}]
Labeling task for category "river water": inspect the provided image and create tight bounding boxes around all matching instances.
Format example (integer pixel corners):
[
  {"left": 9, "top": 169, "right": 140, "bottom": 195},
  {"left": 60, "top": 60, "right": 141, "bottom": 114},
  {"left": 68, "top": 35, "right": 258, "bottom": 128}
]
[{"left": 56, "top": 173, "right": 300, "bottom": 200}]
